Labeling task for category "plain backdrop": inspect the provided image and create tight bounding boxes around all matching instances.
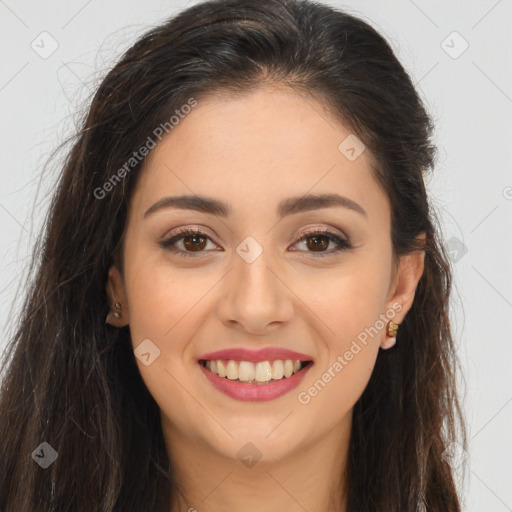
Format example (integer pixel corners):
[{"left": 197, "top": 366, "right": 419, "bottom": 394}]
[{"left": 0, "top": 1, "right": 511, "bottom": 510}]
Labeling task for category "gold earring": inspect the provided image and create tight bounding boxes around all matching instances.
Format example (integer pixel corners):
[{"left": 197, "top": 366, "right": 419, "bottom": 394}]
[
  {"left": 381, "top": 320, "right": 400, "bottom": 350},
  {"left": 386, "top": 320, "right": 399, "bottom": 337}
]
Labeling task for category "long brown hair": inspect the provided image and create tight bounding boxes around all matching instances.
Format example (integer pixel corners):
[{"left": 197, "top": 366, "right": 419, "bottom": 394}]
[{"left": 0, "top": 0, "right": 467, "bottom": 510}]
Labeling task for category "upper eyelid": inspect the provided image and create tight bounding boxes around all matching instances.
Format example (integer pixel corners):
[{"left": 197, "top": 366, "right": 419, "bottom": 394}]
[
  {"left": 160, "top": 226, "right": 349, "bottom": 252},
  {"left": 161, "top": 225, "right": 348, "bottom": 242}
]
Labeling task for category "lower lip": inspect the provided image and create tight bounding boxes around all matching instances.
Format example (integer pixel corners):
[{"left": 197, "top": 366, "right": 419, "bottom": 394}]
[{"left": 198, "top": 361, "right": 313, "bottom": 402}]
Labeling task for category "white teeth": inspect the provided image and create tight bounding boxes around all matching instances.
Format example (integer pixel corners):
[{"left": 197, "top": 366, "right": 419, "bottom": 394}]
[
  {"left": 226, "top": 360, "right": 238, "bottom": 380},
  {"left": 255, "top": 361, "right": 272, "bottom": 382},
  {"left": 238, "top": 361, "right": 255, "bottom": 382},
  {"left": 203, "top": 358, "right": 308, "bottom": 383},
  {"left": 283, "top": 360, "right": 294, "bottom": 378},
  {"left": 217, "top": 360, "right": 227, "bottom": 378},
  {"left": 271, "top": 360, "right": 284, "bottom": 379}
]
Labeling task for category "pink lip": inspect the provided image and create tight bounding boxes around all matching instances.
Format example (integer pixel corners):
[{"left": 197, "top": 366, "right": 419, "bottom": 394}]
[
  {"left": 199, "top": 361, "right": 313, "bottom": 402},
  {"left": 198, "top": 347, "right": 313, "bottom": 363}
]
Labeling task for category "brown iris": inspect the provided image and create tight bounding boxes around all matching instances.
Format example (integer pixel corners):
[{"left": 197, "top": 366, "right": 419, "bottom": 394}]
[
  {"left": 183, "top": 234, "right": 207, "bottom": 252},
  {"left": 306, "top": 234, "right": 329, "bottom": 252}
]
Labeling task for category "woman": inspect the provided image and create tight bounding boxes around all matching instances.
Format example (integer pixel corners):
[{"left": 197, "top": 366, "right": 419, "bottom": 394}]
[{"left": 0, "top": 0, "right": 467, "bottom": 510}]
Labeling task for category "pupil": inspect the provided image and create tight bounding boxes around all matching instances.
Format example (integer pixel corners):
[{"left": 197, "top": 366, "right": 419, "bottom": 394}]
[
  {"left": 185, "top": 235, "right": 206, "bottom": 251},
  {"left": 308, "top": 235, "right": 328, "bottom": 251}
]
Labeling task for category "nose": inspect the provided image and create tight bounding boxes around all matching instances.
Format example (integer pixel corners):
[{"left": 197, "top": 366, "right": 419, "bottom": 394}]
[{"left": 216, "top": 249, "right": 295, "bottom": 335}]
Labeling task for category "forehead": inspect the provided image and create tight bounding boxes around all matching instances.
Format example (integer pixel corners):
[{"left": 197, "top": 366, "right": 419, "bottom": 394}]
[{"left": 131, "top": 87, "right": 389, "bottom": 225}]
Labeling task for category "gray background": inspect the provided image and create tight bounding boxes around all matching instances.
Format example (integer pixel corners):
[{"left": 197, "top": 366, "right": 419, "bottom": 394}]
[{"left": 1, "top": 1, "right": 511, "bottom": 510}]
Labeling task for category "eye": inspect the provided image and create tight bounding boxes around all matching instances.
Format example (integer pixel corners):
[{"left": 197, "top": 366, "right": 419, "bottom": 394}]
[
  {"left": 160, "top": 227, "right": 352, "bottom": 258},
  {"left": 291, "top": 229, "right": 352, "bottom": 257},
  {"left": 159, "top": 228, "right": 219, "bottom": 258}
]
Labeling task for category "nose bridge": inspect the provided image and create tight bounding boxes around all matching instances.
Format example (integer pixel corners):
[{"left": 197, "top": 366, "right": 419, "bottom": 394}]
[
  {"left": 217, "top": 235, "right": 294, "bottom": 332},
  {"left": 233, "top": 242, "right": 281, "bottom": 310}
]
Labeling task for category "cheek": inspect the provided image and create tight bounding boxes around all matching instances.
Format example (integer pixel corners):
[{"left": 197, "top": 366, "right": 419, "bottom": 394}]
[
  {"left": 123, "top": 262, "right": 212, "bottom": 424},
  {"left": 123, "top": 251, "right": 226, "bottom": 380},
  {"left": 123, "top": 235, "right": 189, "bottom": 325},
  {"left": 296, "top": 255, "right": 391, "bottom": 345},
  {"left": 291, "top": 256, "right": 390, "bottom": 414}
]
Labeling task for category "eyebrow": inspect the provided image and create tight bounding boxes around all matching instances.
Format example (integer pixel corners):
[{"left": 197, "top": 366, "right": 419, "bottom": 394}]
[{"left": 144, "top": 193, "right": 367, "bottom": 219}]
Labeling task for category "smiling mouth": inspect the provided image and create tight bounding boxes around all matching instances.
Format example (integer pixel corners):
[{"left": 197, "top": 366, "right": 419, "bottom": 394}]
[{"left": 199, "top": 359, "right": 313, "bottom": 384}]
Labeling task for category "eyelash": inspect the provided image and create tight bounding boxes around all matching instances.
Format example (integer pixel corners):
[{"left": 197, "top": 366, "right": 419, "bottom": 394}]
[{"left": 159, "top": 227, "right": 352, "bottom": 258}]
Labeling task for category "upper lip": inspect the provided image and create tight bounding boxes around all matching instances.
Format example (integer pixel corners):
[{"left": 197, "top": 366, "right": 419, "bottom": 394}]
[{"left": 198, "top": 347, "right": 314, "bottom": 363}]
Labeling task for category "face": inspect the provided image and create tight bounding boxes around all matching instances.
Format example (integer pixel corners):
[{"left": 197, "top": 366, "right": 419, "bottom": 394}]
[{"left": 107, "top": 87, "right": 423, "bottom": 466}]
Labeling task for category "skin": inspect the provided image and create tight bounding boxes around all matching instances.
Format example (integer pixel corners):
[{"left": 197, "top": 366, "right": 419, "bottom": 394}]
[{"left": 106, "top": 86, "right": 425, "bottom": 512}]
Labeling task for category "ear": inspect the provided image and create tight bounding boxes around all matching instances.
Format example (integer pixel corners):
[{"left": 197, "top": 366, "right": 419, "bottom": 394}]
[
  {"left": 105, "top": 266, "right": 130, "bottom": 327},
  {"left": 381, "top": 232, "right": 426, "bottom": 349}
]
